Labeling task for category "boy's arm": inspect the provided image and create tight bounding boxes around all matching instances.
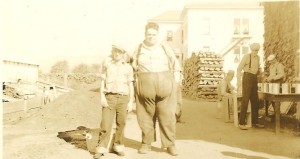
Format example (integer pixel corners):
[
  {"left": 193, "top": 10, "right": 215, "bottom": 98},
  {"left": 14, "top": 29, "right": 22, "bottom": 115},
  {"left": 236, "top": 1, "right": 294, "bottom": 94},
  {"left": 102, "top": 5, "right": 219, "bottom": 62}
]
[
  {"left": 237, "top": 55, "right": 248, "bottom": 86},
  {"left": 220, "top": 80, "right": 230, "bottom": 96},
  {"left": 100, "top": 59, "right": 109, "bottom": 108},
  {"left": 127, "top": 65, "right": 135, "bottom": 112},
  {"left": 128, "top": 82, "right": 134, "bottom": 103},
  {"left": 131, "top": 44, "right": 142, "bottom": 72}
]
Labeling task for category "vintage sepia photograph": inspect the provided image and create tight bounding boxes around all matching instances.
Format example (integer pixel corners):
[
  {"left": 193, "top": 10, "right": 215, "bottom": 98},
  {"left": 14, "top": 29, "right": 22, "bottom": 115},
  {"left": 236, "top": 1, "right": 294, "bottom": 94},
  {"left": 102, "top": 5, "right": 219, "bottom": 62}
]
[{"left": 1, "top": 0, "right": 300, "bottom": 158}]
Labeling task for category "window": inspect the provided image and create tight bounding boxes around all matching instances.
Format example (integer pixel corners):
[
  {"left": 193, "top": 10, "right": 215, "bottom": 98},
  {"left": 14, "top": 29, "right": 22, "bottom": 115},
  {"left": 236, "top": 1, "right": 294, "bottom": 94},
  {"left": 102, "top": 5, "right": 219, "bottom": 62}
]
[
  {"left": 167, "top": 30, "right": 173, "bottom": 41},
  {"left": 234, "top": 46, "right": 240, "bottom": 54},
  {"left": 242, "top": 18, "right": 249, "bottom": 34},
  {"left": 234, "top": 46, "right": 240, "bottom": 63},
  {"left": 234, "top": 18, "right": 240, "bottom": 34},
  {"left": 234, "top": 55, "right": 240, "bottom": 63},
  {"left": 242, "top": 46, "right": 249, "bottom": 54},
  {"left": 234, "top": 18, "right": 250, "bottom": 35}
]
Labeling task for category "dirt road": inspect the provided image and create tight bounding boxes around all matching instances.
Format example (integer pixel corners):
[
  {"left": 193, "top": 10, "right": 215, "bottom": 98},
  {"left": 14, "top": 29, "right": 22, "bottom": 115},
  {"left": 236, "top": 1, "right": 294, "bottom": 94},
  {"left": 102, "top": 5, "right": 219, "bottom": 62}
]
[{"left": 3, "top": 84, "right": 300, "bottom": 159}]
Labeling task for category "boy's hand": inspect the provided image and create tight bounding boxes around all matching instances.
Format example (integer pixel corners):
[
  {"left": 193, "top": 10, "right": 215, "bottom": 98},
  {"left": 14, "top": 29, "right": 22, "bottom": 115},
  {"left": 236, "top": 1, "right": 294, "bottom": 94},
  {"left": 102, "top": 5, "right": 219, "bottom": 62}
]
[
  {"left": 127, "top": 102, "right": 133, "bottom": 113},
  {"left": 100, "top": 97, "right": 111, "bottom": 109}
]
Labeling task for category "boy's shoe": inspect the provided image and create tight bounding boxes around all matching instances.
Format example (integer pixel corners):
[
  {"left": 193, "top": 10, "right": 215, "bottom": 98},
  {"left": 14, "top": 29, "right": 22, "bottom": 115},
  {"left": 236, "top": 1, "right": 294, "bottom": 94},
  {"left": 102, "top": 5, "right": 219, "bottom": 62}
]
[
  {"left": 113, "top": 144, "right": 125, "bottom": 156},
  {"left": 138, "top": 144, "right": 151, "bottom": 154},
  {"left": 114, "top": 151, "right": 125, "bottom": 156},
  {"left": 167, "top": 146, "right": 178, "bottom": 156},
  {"left": 93, "top": 153, "right": 103, "bottom": 159},
  {"left": 238, "top": 124, "right": 248, "bottom": 130},
  {"left": 94, "top": 146, "right": 107, "bottom": 158}
]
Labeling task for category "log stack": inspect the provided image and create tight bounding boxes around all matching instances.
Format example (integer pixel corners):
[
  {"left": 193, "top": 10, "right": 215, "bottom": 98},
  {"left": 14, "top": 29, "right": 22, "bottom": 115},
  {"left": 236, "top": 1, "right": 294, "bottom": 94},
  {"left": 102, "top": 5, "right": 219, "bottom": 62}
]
[{"left": 183, "top": 51, "right": 224, "bottom": 101}]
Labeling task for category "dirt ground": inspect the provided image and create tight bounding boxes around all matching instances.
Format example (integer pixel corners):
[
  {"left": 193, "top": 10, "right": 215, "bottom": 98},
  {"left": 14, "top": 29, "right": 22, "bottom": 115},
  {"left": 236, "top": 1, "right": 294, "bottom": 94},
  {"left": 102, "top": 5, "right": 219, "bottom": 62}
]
[{"left": 3, "top": 82, "right": 300, "bottom": 159}]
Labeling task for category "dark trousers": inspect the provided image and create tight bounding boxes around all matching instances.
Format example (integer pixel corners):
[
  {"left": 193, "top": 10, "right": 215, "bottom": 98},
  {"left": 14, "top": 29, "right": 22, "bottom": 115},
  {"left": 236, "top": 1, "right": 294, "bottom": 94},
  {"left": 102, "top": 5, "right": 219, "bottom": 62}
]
[
  {"left": 136, "top": 71, "right": 177, "bottom": 148},
  {"left": 239, "top": 72, "right": 260, "bottom": 125},
  {"left": 98, "top": 94, "right": 128, "bottom": 148}
]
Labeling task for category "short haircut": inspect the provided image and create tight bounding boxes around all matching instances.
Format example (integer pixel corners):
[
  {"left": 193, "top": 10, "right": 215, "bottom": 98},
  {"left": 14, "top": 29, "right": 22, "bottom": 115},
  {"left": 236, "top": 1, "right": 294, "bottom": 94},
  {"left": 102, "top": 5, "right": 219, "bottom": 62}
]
[{"left": 145, "top": 22, "right": 159, "bottom": 32}]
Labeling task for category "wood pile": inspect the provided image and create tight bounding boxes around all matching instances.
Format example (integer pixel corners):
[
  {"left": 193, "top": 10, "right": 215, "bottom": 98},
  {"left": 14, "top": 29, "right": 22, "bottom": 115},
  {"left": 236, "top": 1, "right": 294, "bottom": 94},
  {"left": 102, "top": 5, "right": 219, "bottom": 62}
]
[
  {"left": 182, "top": 51, "right": 224, "bottom": 101},
  {"left": 3, "top": 85, "right": 20, "bottom": 98}
]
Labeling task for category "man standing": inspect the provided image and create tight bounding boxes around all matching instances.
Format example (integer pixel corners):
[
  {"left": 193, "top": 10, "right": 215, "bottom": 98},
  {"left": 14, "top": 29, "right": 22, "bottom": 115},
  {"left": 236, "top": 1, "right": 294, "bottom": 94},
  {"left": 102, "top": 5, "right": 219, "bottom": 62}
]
[
  {"left": 94, "top": 45, "right": 134, "bottom": 158},
  {"left": 265, "top": 54, "right": 285, "bottom": 83},
  {"left": 237, "top": 43, "right": 264, "bottom": 130},
  {"left": 132, "top": 22, "right": 181, "bottom": 156}
]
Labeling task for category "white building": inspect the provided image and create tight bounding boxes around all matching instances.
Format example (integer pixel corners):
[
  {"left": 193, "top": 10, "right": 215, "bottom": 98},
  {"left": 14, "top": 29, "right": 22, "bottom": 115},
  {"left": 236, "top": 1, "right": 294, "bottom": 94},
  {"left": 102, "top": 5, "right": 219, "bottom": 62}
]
[
  {"left": 2, "top": 60, "right": 39, "bottom": 83},
  {"left": 148, "top": 10, "right": 184, "bottom": 65},
  {"left": 149, "top": 1, "right": 265, "bottom": 78},
  {"left": 182, "top": 1, "right": 264, "bottom": 72}
]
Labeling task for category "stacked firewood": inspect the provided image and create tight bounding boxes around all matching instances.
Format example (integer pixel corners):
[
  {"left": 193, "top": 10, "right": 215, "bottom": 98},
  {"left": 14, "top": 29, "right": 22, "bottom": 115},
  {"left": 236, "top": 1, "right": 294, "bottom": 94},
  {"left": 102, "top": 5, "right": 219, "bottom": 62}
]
[
  {"left": 3, "top": 84, "right": 23, "bottom": 99},
  {"left": 3, "top": 85, "right": 16, "bottom": 97},
  {"left": 182, "top": 51, "right": 224, "bottom": 101}
]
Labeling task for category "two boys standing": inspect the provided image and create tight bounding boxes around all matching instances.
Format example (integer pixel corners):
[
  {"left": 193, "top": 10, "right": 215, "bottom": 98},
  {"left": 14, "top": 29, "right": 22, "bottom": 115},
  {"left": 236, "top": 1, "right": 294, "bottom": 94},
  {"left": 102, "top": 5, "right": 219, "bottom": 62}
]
[{"left": 94, "top": 22, "right": 181, "bottom": 158}]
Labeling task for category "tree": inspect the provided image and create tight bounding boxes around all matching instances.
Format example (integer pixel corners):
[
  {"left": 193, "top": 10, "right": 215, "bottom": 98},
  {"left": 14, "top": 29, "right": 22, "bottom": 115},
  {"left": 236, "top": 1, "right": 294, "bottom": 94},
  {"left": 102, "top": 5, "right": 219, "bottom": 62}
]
[
  {"left": 263, "top": 1, "right": 299, "bottom": 82},
  {"left": 72, "top": 63, "right": 89, "bottom": 74},
  {"left": 89, "top": 64, "right": 101, "bottom": 73},
  {"left": 38, "top": 69, "right": 43, "bottom": 76},
  {"left": 50, "top": 60, "right": 69, "bottom": 74}
]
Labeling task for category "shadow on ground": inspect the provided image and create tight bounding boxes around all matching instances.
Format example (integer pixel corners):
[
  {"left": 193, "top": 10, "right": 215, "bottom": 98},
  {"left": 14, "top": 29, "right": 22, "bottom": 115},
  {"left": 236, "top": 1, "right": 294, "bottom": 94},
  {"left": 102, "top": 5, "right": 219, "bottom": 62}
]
[
  {"left": 221, "top": 151, "right": 268, "bottom": 159},
  {"left": 90, "top": 88, "right": 100, "bottom": 92},
  {"left": 175, "top": 99, "right": 300, "bottom": 158},
  {"left": 57, "top": 126, "right": 163, "bottom": 155}
]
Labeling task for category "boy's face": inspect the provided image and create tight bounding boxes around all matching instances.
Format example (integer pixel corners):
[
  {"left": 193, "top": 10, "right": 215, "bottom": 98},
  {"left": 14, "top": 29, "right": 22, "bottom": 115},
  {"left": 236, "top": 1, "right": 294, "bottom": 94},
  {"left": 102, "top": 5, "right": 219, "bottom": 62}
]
[
  {"left": 145, "top": 28, "right": 158, "bottom": 46},
  {"left": 112, "top": 51, "right": 124, "bottom": 61}
]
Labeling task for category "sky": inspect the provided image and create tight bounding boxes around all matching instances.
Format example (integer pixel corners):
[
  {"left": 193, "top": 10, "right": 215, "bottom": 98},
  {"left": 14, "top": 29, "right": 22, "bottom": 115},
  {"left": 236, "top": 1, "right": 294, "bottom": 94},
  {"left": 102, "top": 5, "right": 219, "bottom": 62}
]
[
  {"left": 0, "top": 0, "right": 193, "bottom": 73},
  {"left": 0, "top": 0, "right": 267, "bottom": 73}
]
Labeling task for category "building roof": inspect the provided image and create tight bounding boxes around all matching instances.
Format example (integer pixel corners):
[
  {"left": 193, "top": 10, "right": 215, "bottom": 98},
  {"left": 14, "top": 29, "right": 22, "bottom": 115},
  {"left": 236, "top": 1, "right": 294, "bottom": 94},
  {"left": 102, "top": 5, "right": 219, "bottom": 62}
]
[
  {"left": 148, "top": 10, "right": 182, "bottom": 23},
  {"left": 3, "top": 60, "right": 39, "bottom": 67},
  {"left": 181, "top": 1, "right": 263, "bottom": 19},
  {"left": 148, "top": 2, "right": 263, "bottom": 23},
  {"left": 2, "top": 54, "right": 39, "bottom": 67},
  {"left": 183, "top": 1, "right": 262, "bottom": 9}
]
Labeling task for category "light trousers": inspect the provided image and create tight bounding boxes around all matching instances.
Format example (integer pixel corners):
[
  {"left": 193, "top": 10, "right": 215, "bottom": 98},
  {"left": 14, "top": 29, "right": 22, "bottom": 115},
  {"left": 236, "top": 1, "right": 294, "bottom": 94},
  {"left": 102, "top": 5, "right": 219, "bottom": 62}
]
[
  {"left": 98, "top": 94, "right": 128, "bottom": 149},
  {"left": 135, "top": 71, "right": 177, "bottom": 148}
]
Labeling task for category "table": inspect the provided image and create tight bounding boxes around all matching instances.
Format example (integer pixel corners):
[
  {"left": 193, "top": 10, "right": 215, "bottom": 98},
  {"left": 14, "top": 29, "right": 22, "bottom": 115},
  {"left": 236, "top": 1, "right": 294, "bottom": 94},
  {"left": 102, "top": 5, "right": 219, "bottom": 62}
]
[{"left": 258, "top": 92, "right": 300, "bottom": 134}]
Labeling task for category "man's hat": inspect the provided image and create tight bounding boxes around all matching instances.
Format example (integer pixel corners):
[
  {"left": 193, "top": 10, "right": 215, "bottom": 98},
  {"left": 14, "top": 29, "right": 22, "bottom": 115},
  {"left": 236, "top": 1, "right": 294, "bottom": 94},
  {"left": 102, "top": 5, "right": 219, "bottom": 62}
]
[
  {"left": 250, "top": 43, "right": 260, "bottom": 51},
  {"left": 112, "top": 45, "right": 126, "bottom": 53},
  {"left": 267, "top": 54, "right": 276, "bottom": 61}
]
